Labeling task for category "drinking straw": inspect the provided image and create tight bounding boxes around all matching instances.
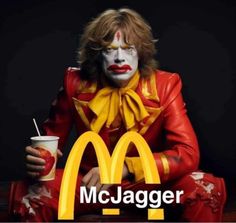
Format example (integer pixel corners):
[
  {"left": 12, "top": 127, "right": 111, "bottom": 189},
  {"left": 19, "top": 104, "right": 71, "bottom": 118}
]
[{"left": 33, "top": 118, "right": 41, "bottom": 136}]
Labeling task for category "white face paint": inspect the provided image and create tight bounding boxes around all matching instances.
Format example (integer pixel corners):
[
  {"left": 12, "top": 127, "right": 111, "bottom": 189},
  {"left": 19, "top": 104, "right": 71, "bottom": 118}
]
[{"left": 102, "top": 30, "right": 138, "bottom": 86}]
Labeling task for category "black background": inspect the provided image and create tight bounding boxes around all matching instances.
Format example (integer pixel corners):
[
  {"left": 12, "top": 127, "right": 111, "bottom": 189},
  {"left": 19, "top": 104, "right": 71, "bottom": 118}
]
[{"left": 0, "top": 0, "right": 235, "bottom": 190}]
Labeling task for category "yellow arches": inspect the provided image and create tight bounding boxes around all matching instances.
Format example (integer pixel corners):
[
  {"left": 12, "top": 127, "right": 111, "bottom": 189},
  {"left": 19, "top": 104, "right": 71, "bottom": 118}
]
[{"left": 58, "top": 131, "right": 163, "bottom": 220}]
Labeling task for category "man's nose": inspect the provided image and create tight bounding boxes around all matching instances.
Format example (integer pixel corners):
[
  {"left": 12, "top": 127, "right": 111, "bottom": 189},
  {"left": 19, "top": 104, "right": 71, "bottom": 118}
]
[{"left": 114, "top": 48, "right": 125, "bottom": 63}]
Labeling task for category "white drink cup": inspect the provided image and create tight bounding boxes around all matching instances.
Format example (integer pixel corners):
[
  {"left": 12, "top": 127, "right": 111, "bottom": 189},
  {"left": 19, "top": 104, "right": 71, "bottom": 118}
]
[{"left": 31, "top": 136, "right": 59, "bottom": 181}]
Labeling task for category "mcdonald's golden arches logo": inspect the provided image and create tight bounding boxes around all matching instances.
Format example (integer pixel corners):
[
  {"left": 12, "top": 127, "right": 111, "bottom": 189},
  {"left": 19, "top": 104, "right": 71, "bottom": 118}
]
[{"left": 58, "top": 131, "right": 164, "bottom": 220}]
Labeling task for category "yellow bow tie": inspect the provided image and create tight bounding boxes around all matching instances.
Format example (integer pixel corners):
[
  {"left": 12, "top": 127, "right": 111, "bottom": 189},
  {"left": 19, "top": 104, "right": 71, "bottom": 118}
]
[{"left": 88, "top": 71, "right": 149, "bottom": 133}]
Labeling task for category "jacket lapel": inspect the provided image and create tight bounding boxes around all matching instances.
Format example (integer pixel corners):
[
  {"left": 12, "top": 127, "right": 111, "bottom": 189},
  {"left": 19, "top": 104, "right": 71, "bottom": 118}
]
[
  {"left": 136, "top": 73, "right": 163, "bottom": 135},
  {"left": 72, "top": 80, "right": 98, "bottom": 130}
]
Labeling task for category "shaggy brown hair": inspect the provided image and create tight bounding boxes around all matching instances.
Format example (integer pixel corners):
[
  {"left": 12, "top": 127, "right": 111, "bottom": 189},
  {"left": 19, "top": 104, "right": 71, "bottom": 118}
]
[{"left": 78, "top": 8, "right": 158, "bottom": 80}]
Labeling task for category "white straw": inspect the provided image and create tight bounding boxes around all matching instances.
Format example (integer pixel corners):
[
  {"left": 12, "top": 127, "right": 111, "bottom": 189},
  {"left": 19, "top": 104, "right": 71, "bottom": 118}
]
[{"left": 33, "top": 118, "right": 41, "bottom": 136}]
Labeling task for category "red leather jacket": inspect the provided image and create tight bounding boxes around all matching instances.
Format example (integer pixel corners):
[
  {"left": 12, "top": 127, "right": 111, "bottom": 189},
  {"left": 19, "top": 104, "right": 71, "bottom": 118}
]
[{"left": 42, "top": 67, "right": 199, "bottom": 183}]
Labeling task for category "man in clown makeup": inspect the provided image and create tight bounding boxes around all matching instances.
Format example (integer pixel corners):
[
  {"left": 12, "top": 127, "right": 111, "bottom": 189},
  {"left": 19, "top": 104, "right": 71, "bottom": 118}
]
[{"left": 10, "top": 8, "right": 226, "bottom": 222}]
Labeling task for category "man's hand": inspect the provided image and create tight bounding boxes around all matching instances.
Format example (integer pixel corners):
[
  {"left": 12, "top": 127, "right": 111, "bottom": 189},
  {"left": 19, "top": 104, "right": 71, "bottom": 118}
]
[
  {"left": 81, "top": 163, "right": 130, "bottom": 192},
  {"left": 25, "top": 146, "right": 63, "bottom": 178}
]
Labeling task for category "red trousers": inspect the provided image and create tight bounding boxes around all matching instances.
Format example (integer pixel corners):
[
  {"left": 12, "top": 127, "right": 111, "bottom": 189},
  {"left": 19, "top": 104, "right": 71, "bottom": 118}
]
[{"left": 10, "top": 169, "right": 226, "bottom": 222}]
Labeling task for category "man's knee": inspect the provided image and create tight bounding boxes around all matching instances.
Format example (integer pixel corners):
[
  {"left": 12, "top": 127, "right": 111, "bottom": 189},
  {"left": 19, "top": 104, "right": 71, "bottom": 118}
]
[{"left": 172, "top": 171, "right": 226, "bottom": 211}]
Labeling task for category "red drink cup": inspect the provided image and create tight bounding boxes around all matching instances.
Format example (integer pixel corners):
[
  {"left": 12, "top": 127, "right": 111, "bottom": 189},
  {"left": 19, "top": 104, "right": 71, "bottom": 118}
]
[{"left": 31, "top": 136, "right": 59, "bottom": 181}]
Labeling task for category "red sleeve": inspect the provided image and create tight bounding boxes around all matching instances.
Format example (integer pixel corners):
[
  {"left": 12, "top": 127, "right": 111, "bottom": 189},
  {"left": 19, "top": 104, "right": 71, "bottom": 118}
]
[
  {"left": 42, "top": 68, "right": 77, "bottom": 151},
  {"left": 153, "top": 73, "right": 200, "bottom": 182}
]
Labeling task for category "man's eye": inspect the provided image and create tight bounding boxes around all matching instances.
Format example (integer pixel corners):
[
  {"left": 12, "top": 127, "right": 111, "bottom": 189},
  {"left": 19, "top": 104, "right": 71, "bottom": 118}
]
[
  {"left": 104, "top": 47, "right": 114, "bottom": 53},
  {"left": 128, "top": 46, "right": 134, "bottom": 50},
  {"left": 123, "top": 46, "right": 135, "bottom": 53},
  {"left": 124, "top": 46, "right": 134, "bottom": 51}
]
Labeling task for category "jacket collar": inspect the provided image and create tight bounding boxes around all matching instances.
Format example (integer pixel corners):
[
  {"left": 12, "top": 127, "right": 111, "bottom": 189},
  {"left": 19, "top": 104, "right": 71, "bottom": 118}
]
[{"left": 73, "top": 72, "right": 162, "bottom": 135}]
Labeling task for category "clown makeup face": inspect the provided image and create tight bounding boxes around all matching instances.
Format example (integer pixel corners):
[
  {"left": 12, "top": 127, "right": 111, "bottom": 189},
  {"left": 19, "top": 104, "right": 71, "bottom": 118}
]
[{"left": 102, "top": 30, "right": 138, "bottom": 87}]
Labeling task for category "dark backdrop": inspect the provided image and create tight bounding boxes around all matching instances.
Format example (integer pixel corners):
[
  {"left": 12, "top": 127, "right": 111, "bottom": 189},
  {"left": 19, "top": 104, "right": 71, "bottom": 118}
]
[{"left": 0, "top": 0, "right": 235, "bottom": 184}]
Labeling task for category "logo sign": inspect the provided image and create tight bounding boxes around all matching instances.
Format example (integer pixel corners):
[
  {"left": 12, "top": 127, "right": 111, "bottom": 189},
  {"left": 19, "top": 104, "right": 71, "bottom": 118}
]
[{"left": 58, "top": 131, "right": 164, "bottom": 220}]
